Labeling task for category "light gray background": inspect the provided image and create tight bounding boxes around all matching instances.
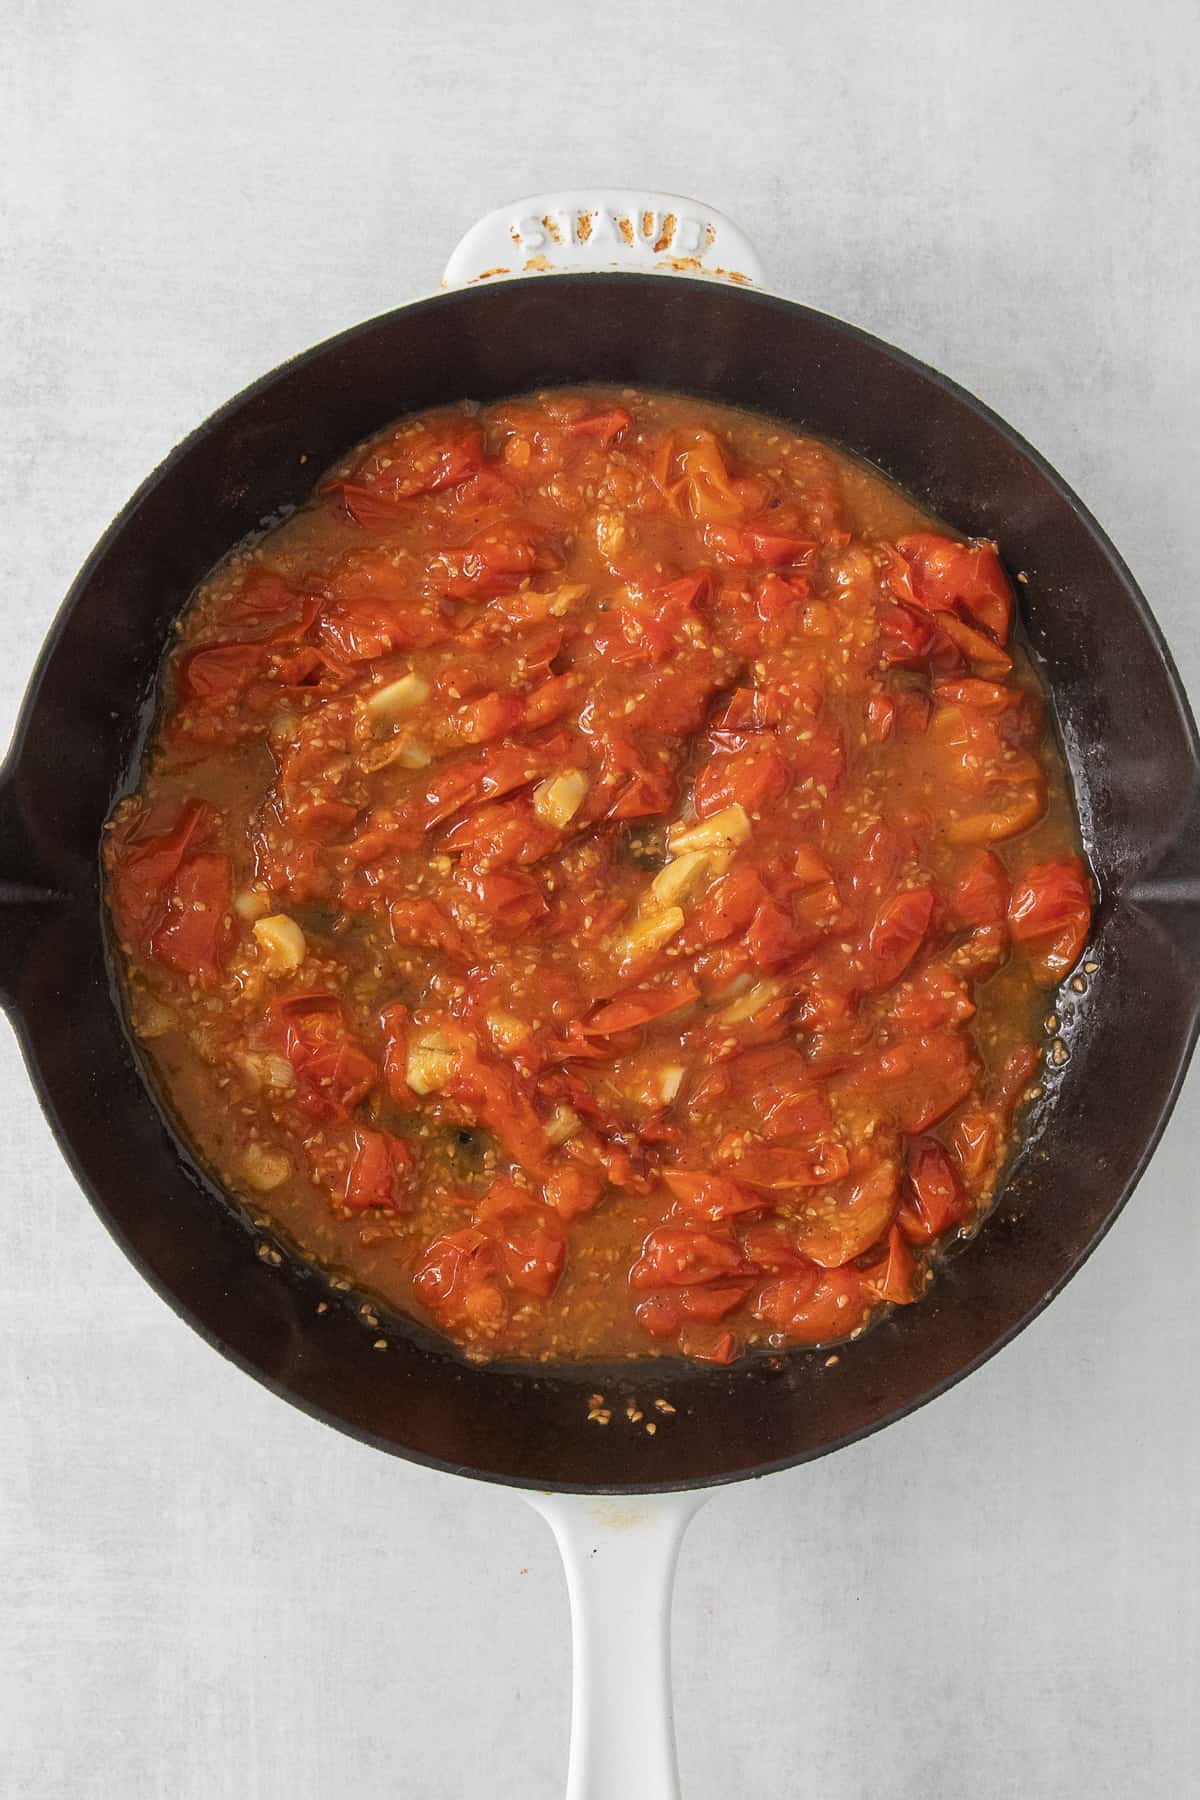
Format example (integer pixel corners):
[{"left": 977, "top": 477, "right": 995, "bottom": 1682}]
[{"left": 3, "top": 2, "right": 1198, "bottom": 1795}]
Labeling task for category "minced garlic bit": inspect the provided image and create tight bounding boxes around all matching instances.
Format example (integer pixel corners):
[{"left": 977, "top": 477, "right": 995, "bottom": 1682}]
[
  {"left": 486, "top": 1009, "right": 532, "bottom": 1051},
  {"left": 544, "top": 1104, "right": 583, "bottom": 1146},
  {"left": 649, "top": 848, "right": 720, "bottom": 909},
  {"left": 244, "top": 1145, "right": 290, "bottom": 1192},
  {"left": 655, "top": 1064, "right": 686, "bottom": 1106},
  {"left": 618, "top": 903, "right": 685, "bottom": 965},
  {"left": 234, "top": 888, "right": 272, "bottom": 922},
  {"left": 532, "top": 768, "right": 588, "bottom": 828},
  {"left": 667, "top": 803, "right": 751, "bottom": 857},
  {"left": 392, "top": 739, "right": 432, "bottom": 769},
  {"left": 717, "top": 977, "right": 781, "bottom": 1025},
  {"left": 406, "top": 1030, "right": 460, "bottom": 1095},
  {"left": 364, "top": 670, "right": 431, "bottom": 725},
  {"left": 253, "top": 913, "right": 306, "bottom": 975}
]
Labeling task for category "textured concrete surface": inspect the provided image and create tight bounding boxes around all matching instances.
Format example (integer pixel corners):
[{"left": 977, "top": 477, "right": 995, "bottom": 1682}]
[{"left": 2, "top": 2, "right": 1198, "bottom": 1795}]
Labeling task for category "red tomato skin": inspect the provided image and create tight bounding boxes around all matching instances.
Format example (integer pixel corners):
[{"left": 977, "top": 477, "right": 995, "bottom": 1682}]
[
  {"left": 890, "top": 534, "right": 1013, "bottom": 644},
  {"left": 1008, "top": 856, "right": 1092, "bottom": 983},
  {"left": 148, "top": 852, "right": 232, "bottom": 985},
  {"left": 630, "top": 1227, "right": 747, "bottom": 1289},
  {"left": 899, "top": 1138, "right": 966, "bottom": 1242},
  {"left": 694, "top": 744, "right": 790, "bottom": 819},
  {"left": 109, "top": 800, "right": 221, "bottom": 950},
  {"left": 543, "top": 1162, "right": 606, "bottom": 1221},
  {"left": 413, "top": 1229, "right": 507, "bottom": 1330},
  {"left": 867, "top": 887, "right": 935, "bottom": 990},
  {"left": 344, "top": 1128, "right": 415, "bottom": 1213},
  {"left": 754, "top": 1266, "right": 871, "bottom": 1343},
  {"left": 865, "top": 1225, "right": 919, "bottom": 1304},
  {"left": 567, "top": 409, "right": 632, "bottom": 445},
  {"left": 273, "top": 996, "right": 377, "bottom": 1119},
  {"left": 951, "top": 851, "right": 1010, "bottom": 929},
  {"left": 661, "top": 1170, "right": 763, "bottom": 1222}
]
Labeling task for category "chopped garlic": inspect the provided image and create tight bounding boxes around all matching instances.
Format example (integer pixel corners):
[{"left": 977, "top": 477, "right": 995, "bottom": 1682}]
[
  {"left": 619, "top": 905, "right": 685, "bottom": 964},
  {"left": 533, "top": 768, "right": 588, "bottom": 828},
  {"left": 486, "top": 1009, "right": 532, "bottom": 1051},
  {"left": 393, "top": 739, "right": 432, "bottom": 769},
  {"left": 253, "top": 914, "right": 307, "bottom": 975},
  {"left": 242, "top": 1145, "right": 290, "bottom": 1192},
  {"left": 596, "top": 510, "right": 628, "bottom": 558},
  {"left": 667, "top": 804, "right": 751, "bottom": 857},
  {"left": 544, "top": 1104, "right": 582, "bottom": 1147},
  {"left": 656, "top": 1065, "right": 686, "bottom": 1105},
  {"left": 238, "top": 1051, "right": 296, "bottom": 1094},
  {"left": 406, "top": 1031, "right": 459, "bottom": 1095},
  {"left": 364, "top": 671, "right": 430, "bottom": 726},
  {"left": 136, "top": 998, "right": 175, "bottom": 1040},
  {"left": 650, "top": 849, "right": 719, "bottom": 909},
  {"left": 546, "top": 582, "right": 590, "bottom": 616},
  {"left": 234, "top": 888, "right": 272, "bottom": 922},
  {"left": 717, "top": 978, "right": 781, "bottom": 1024}
]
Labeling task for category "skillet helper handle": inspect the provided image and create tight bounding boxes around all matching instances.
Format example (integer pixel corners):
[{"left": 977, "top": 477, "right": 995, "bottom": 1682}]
[
  {"left": 527, "top": 1490, "right": 709, "bottom": 1800},
  {"left": 442, "top": 190, "right": 765, "bottom": 288},
  {"left": 0, "top": 761, "right": 61, "bottom": 1010}
]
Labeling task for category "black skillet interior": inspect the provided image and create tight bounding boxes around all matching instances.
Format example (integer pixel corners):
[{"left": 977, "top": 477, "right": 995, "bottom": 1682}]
[{"left": 2, "top": 275, "right": 1198, "bottom": 1493}]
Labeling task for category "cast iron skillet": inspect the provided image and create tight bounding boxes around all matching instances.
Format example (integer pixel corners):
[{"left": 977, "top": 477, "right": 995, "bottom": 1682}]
[{"left": 3, "top": 267, "right": 1199, "bottom": 1494}]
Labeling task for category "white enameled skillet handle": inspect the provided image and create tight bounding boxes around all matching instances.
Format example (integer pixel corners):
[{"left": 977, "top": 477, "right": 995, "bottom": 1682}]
[
  {"left": 526, "top": 1489, "right": 710, "bottom": 1800},
  {"left": 442, "top": 190, "right": 765, "bottom": 288}
]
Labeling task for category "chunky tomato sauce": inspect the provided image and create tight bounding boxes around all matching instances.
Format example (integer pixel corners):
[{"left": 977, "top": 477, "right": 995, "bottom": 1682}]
[{"left": 105, "top": 389, "right": 1092, "bottom": 1365}]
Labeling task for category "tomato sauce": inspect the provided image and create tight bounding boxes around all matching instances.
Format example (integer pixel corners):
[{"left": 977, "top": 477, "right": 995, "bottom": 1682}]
[{"left": 104, "top": 389, "right": 1092, "bottom": 1365}]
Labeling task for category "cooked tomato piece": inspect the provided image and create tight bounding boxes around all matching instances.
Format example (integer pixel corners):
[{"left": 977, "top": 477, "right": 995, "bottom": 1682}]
[
  {"left": 661, "top": 1169, "right": 764, "bottom": 1221},
  {"left": 273, "top": 996, "right": 377, "bottom": 1119},
  {"left": 543, "top": 1160, "right": 606, "bottom": 1221},
  {"left": 455, "top": 690, "right": 525, "bottom": 745},
  {"left": 477, "top": 1179, "right": 567, "bottom": 1298},
  {"left": 694, "top": 743, "right": 790, "bottom": 818},
  {"left": 889, "top": 534, "right": 1013, "bottom": 643},
  {"left": 754, "top": 1266, "right": 872, "bottom": 1343},
  {"left": 704, "top": 522, "right": 817, "bottom": 567},
  {"left": 630, "top": 1227, "right": 747, "bottom": 1289},
  {"left": 867, "top": 886, "right": 935, "bottom": 990},
  {"left": 319, "top": 552, "right": 447, "bottom": 657},
  {"left": 581, "top": 982, "right": 698, "bottom": 1036},
  {"left": 181, "top": 642, "right": 265, "bottom": 704},
  {"left": 677, "top": 1324, "right": 740, "bottom": 1363},
  {"left": 439, "top": 524, "right": 559, "bottom": 600},
  {"left": 414, "top": 1228, "right": 507, "bottom": 1330},
  {"left": 344, "top": 1128, "right": 415, "bottom": 1213},
  {"left": 343, "top": 421, "right": 485, "bottom": 512},
  {"left": 719, "top": 1139, "right": 851, "bottom": 1190},
  {"left": 899, "top": 1138, "right": 967, "bottom": 1242},
  {"left": 747, "top": 901, "right": 807, "bottom": 973},
  {"left": 863, "top": 1224, "right": 919, "bottom": 1304},
  {"left": 451, "top": 869, "right": 548, "bottom": 933},
  {"left": 390, "top": 898, "right": 471, "bottom": 962},
  {"left": 1008, "top": 856, "right": 1092, "bottom": 983},
  {"left": 950, "top": 1108, "right": 997, "bottom": 1182},
  {"left": 740, "top": 1222, "right": 814, "bottom": 1275},
  {"left": 567, "top": 409, "right": 632, "bottom": 445},
  {"left": 109, "top": 799, "right": 221, "bottom": 950},
  {"left": 791, "top": 1158, "right": 899, "bottom": 1268},
  {"left": 951, "top": 851, "right": 1010, "bottom": 928},
  {"left": 148, "top": 852, "right": 232, "bottom": 984},
  {"left": 839, "top": 1032, "right": 976, "bottom": 1135}
]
